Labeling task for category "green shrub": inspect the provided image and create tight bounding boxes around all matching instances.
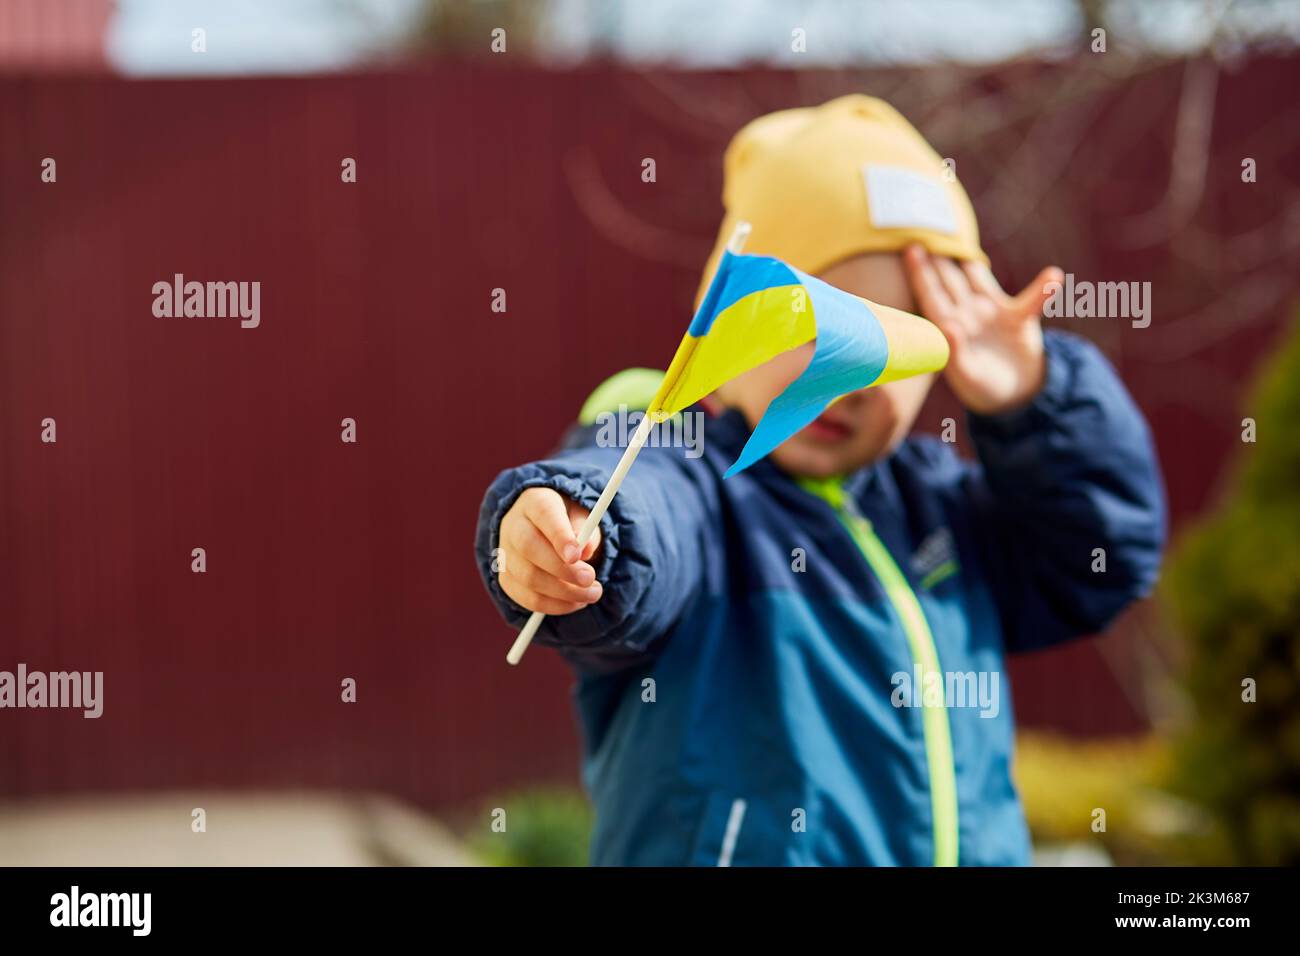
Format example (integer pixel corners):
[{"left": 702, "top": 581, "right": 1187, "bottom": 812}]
[
  {"left": 468, "top": 787, "right": 593, "bottom": 867},
  {"left": 1163, "top": 316, "right": 1300, "bottom": 865},
  {"left": 1016, "top": 732, "right": 1227, "bottom": 865}
]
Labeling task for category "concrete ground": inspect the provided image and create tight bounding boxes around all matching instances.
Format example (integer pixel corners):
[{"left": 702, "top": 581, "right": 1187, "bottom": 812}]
[
  {"left": 0, "top": 795, "right": 1114, "bottom": 866},
  {"left": 0, "top": 791, "right": 479, "bottom": 866}
]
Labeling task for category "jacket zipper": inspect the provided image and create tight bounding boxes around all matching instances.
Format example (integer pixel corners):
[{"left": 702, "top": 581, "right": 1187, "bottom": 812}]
[{"left": 799, "top": 477, "right": 959, "bottom": 867}]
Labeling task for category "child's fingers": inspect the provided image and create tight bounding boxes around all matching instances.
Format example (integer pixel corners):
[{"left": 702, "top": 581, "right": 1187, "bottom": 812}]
[
  {"left": 904, "top": 246, "right": 972, "bottom": 351},
  {"left": 505, "top": 520, "right": 597, "bottom": 587},
  {"left": 962, "top": 261, "right": 1008, "bottom": 303},
  {"left": 498, "top": 571, "right": 589, "bottom": 617},
  {"left": 503, "top": 555, "right": 604, "bottom": 605},
  {"left": 903, "top": 244, "right": 956, "bottom": 323},
  {"left": 1011, "top": 266, "right": 1063, "bottom": 319},
  {"left": 934, "top": 256, "right": 974, "bottom": 313},
  {"left": 520, "top": 488, "right": 582, "bottom": 563}
]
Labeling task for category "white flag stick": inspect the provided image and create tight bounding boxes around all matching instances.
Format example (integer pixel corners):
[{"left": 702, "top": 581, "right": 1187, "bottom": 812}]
[
  {"left": 505, "top": 220, "right": 751, "bottom": 666},
  {"left": 726, "top": 220, "right": 752, "bottom": 254}
]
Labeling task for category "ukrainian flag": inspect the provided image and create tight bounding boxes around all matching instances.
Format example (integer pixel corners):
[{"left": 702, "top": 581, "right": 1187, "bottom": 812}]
[{"left": 649, "top": 249, "right": 950, "bottom": 477}]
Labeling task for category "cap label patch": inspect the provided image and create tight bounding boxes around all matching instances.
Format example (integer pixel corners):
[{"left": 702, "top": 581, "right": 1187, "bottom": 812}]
[{"left": 862, "top": 164, "right": 958, "bottom": 236}]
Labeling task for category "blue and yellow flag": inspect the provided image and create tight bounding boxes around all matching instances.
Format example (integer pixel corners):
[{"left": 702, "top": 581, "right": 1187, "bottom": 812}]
[{"left": 648, "top": 250, "right": 950, "bottom": 477}]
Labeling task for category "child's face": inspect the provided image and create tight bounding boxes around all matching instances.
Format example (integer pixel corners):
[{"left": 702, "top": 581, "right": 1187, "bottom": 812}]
[{"left": 715, "top": 252, "right": 935, "bottom": 479}]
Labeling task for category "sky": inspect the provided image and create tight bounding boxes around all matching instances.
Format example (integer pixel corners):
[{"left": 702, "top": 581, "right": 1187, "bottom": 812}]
[{"left": 105, "top": 0, "right": 1300, "bottom": 75}]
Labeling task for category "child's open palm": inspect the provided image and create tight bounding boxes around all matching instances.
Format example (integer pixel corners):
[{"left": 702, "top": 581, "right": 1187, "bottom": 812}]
[{"left": 903, "top": 244, "right": 1063, "bottom": 415}]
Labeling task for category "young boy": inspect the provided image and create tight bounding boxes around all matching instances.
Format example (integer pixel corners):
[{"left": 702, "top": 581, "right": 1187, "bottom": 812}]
[{"left": 474, "top": 95, "right": 1165, "bottom": 866}]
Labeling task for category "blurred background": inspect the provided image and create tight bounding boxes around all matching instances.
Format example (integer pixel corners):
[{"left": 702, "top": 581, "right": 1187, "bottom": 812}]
[{"left": 2, "top": 0, "right": 1298, "bottom": 866}]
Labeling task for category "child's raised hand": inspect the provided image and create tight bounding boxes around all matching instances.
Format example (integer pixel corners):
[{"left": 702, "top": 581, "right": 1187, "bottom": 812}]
[
  {"left": 903, "top": 244, "right": 1063, "bottom": 415},
  {"left": 497, "top": 487, "right": 604, "bottom": 615}
]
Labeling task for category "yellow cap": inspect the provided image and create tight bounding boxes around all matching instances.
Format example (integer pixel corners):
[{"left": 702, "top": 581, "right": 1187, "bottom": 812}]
[{"left": 697, "top": 94, "right": 987, "bottom": 305}]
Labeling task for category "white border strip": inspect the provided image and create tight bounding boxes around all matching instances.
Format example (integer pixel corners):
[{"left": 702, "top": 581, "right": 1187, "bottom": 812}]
[{"left": 716, "top": 798, "right": 747, "bottom": 867}]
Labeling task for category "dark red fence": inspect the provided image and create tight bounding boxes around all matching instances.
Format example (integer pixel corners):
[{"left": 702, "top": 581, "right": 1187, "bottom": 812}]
[{"left": 2, "top": 60, "right": 1297, "bottom": 808}]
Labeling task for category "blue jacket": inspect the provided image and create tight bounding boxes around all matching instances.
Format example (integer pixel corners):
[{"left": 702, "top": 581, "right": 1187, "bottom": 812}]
[{"left": 474, "top": 331, "right": 1165, "bottom": 866}]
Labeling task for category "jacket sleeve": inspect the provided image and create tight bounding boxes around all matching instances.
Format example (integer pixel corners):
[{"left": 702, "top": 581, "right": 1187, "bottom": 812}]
[
  {"left": 473, "top": 418, "right": 720, "bottom": 671},
  {"left": 965, "top": 330, "right": 1166, "bottom": 653}
]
